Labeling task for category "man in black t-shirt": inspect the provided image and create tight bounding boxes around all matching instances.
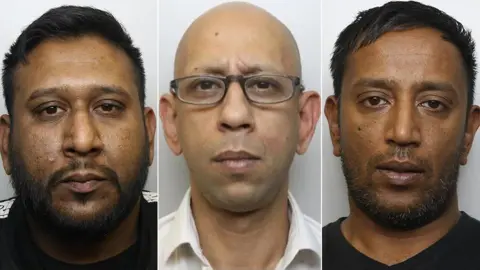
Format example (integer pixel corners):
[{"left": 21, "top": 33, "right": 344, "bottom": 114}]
[
  {"left": 324, "top": 1, "right": 480, "bottom": 269},
  {"left": 0, "top": 6, "right": 157, "bottom": 270}
]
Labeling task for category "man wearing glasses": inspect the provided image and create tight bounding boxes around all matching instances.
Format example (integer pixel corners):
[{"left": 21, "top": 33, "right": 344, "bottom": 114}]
[{"left": 158, "top": 2, "right": 321, "bottom": 270}]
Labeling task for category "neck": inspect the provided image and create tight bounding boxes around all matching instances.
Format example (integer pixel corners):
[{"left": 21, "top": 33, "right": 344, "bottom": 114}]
[
  {"left": 343, "top": 195, "right": 460, "bottom": 265},
  {"left": 28, "top": 200, "right": 141, "bottom": 264},
  {"left": 191, "top": 185, "right": 290, "bottom": 270}
]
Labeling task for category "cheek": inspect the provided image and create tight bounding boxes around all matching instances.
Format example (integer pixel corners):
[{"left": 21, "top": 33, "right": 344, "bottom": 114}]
[
  {"left": 177, "top": 112, "right": 217, "bottom": 154},
  {"left": 420, "top": 120, "right": 464, "bottom": 168},
  {"left": 257, "top": 111, "right": 297, "bottom": 154},
  {"left": 341, "top": 114, "right": 379, "bottom": 156},
  {"left": 17, "top": 128, "right": 62, "bottom": 178},
  {"left": 101, "top": 126, "right": 144, "bottom": 178}
]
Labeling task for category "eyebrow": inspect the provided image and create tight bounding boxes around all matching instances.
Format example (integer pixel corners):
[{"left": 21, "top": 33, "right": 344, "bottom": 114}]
[
  {"left": 353, "top": 78, "right": 457, "bottom": 93},
  {"left": 194, "top": 63, "right": 284, "bottom": 76},
  {"left": 28, "top": 85, "right": 131, "bottom": 101},
  {"left": 353, "top": 78, "right": 398, "bottom": 90}
]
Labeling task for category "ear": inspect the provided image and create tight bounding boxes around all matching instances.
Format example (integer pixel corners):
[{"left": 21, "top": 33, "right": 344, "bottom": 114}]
[
  {"left": 0, "top": 115, "right": 12, "bottom": 175},
  {"left": 460, "top": 105, "right": 480, "bottom": 165},
  {"left": 143, "top": 107, "right": 157, "bottom": 165},
  {"left": 324, "top": 95, "right": 341, "bottom": 157},
  {"left": 296, "top": 90, "right": 321, "bottom": 154},
  {"left": 159, "top": 94, "right": 182, "bottom": 155}
]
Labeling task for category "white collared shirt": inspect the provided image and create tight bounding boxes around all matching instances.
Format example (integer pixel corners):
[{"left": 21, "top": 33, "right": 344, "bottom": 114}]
[{"left": 159, "top": 189, "right": 322, "bottom": 270}]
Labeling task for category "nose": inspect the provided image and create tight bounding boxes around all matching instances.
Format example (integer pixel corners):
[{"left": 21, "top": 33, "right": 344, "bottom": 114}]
[
  {"left": 63, "top": 110, "right": 103, "bottom": 158},
  {"left": 217, "top": 81, "right": 255, "bottom": 132},
  {"left": 384, "top": 98, "right": 421, "bottom": 148}
]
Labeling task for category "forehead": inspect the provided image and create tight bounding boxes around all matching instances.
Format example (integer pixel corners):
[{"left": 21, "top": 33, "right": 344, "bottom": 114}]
[
  {"left": 343, "top": 28, "right": 467, "bottom": 93},
  {"left": 14, "top": 35, "right": 138, "bottom": 99},
  {"left": 176, "top": 14, "right": 297, "bottom": 77}
]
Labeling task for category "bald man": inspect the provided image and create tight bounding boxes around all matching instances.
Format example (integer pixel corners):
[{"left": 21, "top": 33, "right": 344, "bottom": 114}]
[{"left": 158, "top": 2, "right": 321, "bottom": 270}]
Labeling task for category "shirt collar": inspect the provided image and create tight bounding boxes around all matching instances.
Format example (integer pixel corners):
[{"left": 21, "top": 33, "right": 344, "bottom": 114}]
[{"left": 162, "top": 188, "right": 321, "bottom": 265}]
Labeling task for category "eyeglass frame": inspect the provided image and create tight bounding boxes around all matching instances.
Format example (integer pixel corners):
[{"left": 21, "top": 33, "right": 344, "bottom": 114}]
[{"left": 169, "top": 74, "right": 305, "bottom": 105}]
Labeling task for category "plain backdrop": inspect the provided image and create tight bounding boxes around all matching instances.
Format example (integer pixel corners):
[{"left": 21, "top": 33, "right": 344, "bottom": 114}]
[
  {"left": 157, "top": 0, "right": 322, "bottom": 222},
  {"left": 322, "top": 0, "right": 480, "bottom": 224},
  {"left": 0, "top": 0, "right": 158, "bottom": 200}
]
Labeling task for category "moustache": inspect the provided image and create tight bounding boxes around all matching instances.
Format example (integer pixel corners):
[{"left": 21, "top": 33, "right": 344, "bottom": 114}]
[
  {"left": 206, "top": 133, "right": 266, "bottom": 157},
  {"left": 47, "top": 159, "right": 119, "bottom": 189},
  {"left": 370, "top": 147, "right": 431, "bottom": 170}
]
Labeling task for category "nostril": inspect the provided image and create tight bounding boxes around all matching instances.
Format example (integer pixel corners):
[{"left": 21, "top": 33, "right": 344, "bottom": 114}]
[{"left": 220, "top": 122, "right": 251, "bottom": 131}]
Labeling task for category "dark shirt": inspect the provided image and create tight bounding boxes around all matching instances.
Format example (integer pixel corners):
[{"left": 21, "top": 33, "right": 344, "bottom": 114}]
[
  {"left": 0, "top": 191, "right": 157, "bottom": 270},
  {"left": 323, "top": 212, "right": 480, "bottom": 270}
]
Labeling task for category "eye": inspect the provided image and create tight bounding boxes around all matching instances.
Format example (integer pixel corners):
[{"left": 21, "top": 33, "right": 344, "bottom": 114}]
[
  {"left": 44, "top": 106, "right": 61, "bottom": 115},
  {"left": 419, "top": 100, "right": 446, "bottom": 111},
  {"left": 362, "top": 96, "right": 388, "bottom": 107},
  {"left": 32, "top": 103, "right": 65, "bottom": 121},
  {"left": 247, "top": 77, "right": 282, "bottom": 93},
  {"left": 254, "top": 81, "right": 273, "bottom": 89},
  {"left": 36, "top": 105, "right": 66, "bottom": 119},
  {"left": 95, "top": 102, "right": 124, "bottom": 115},
  {"left": 193, "top": 79, "right": 222, "bottom": 91}
]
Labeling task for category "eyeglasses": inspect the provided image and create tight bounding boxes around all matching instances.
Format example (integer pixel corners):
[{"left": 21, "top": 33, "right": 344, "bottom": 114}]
[{"left": 170, "top": 74, "right": 304, "bottom": 105}]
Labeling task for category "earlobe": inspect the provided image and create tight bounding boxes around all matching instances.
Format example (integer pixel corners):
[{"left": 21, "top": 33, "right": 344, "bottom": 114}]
[
  {"left": 0, "top": 115, "right": 12, "bottom": 175},
  {"left": 143, "top": 107, "right": 157, "bottom": 165},
  {"left": 460, "top": 105, "right": 480, "bottom": 165},
  {"left": 296, "top": 91, "right": 321, "bottom": 155},
  {"left": 159, "top": 94, "right": 183, "bottom": 155},
  {"left": 325, "top": 96, "right": 342, "bottom": 157}
]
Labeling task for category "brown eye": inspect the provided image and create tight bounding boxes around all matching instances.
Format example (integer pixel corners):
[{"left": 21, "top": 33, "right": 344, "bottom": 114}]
[
  {"left": 35, "top": 105, "right": 66, "bottom": 121},
  {"left": 100, "top": 103, "right": 115, "bottom": 112},
  {"left": 255, "top": 81, "right": 272, "bottom": 89},
  {"left": 193, "top": 79, "right": 222, "bottom": 91},
  {"left": 363, "top": 96, "right": 388, "bottom": 107},
  {"left": 44, "top": 106, "right": 59, "bottom": 115},
  {"left": 420, "top": 100, "right": 446, "bottom": 111}
]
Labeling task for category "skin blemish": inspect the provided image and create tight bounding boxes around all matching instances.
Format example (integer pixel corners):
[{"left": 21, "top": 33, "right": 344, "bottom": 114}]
[
  {"left": 215, "top": 32, "right": 219, "bottom": 36},
  {"left": 358, "top": 126, "right": 362, "bottom": 131}
]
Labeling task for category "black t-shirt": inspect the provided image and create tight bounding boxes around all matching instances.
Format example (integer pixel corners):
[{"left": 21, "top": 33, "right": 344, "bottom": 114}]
[
  {"left": 0, "top": 192, "right": 157, "bottom": 270},
  {"left": 36, "top": 241, "right": 139, "bottom": 270},
  {"left": 323, "top": 212, "right": 480, "bottom": 270}
]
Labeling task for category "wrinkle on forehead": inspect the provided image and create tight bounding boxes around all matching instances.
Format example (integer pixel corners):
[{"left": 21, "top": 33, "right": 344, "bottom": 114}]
[{"left": 174, "top": 1, "right": 301, "bottom": 78}]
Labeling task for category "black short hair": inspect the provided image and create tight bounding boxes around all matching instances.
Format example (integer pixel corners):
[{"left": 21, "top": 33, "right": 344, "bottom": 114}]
[
  {"left": 2, "top": 5, "right": 145, "bottom": 118},
  {"left": 330, "top": 1, "right": 476, "bottom": 108}
]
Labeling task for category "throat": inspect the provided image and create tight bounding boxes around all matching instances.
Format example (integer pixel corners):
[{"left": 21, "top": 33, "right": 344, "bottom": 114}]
[{"left": 192, "top": 193, "right": 290, "bottom": 269}]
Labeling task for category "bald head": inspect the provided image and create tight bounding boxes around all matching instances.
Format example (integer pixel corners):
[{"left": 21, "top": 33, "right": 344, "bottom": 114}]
[{"left": 174, "top": 1, "right": 301, "bottom": 78}]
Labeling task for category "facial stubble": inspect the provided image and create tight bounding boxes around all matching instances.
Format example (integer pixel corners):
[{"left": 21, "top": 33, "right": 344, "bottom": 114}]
[{"left": 8, "top": 130, "right": 150, "bottom": 242}]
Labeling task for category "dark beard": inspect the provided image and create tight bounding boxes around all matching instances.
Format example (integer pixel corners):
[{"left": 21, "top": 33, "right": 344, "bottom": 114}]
[
  {"left": 341, "top": 148, "right": 460, "bottom": 231},
  {"left": 9, "top": 138, "right": 150, "bottom": 243}
]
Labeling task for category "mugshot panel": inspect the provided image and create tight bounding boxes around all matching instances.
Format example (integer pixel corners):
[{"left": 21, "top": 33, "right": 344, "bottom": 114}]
[
  {"left": 157, "top": 0, "right": 322, "bottom": 222},
  {"left": 321, "top": 0, "right": 480, "bottom": 224},
  {"left": 0, "top": 0, "right": 158, "bottom": 201}
]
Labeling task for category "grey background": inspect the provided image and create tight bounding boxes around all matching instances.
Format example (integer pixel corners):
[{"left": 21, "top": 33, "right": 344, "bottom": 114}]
[
  {"left": 0, "top": 0, "right": 158, "bottom": 200},
  {"left": 322, "top": 0, "right": 480, "bottom": 224},
  {"left": 157, "top": 0, "right": 322, "bottom": 222}
]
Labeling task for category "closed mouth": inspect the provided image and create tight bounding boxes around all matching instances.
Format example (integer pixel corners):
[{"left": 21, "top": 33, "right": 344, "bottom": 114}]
[
  {"left": 212, "top": 150, "right": 261, "bottom": 162},
  {"left": 376, "top": 161, "right": 425, "bottom": 174}
]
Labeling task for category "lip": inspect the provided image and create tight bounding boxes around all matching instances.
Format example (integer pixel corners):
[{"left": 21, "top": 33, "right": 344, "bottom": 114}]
[
  {"left": 376, "top": 160, "right": 424, "bottom": 173},
  {"left": 212, "top": 150, "right": 261, "bottom": 162},
  {"left": 376, "top": 160, "right": 425, "bottom": 186},
  {"left": 57, "top": 170, "right": 107, "bottom": 194},
  {"left": 212, "top": 150, "right": 261, "bottom": 173}
]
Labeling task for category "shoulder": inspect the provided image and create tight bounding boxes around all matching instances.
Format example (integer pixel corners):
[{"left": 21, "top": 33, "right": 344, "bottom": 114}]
[
  {"left": 158, "top": 211, "right": 176, "bottom": 239},
  {"left": 142, "top": 191, "right": 157, "bottom": 203},
  {"left": 302, "top": 214, "right": 322, "bottom": 238},
  {"left": 0, "top": 197, "right": 16, "bottom": 220}
]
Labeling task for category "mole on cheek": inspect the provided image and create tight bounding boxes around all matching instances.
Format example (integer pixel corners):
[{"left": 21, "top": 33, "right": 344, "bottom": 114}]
[
  {"left": 214, "top": 32, "right": 219, "bottom": 37},
  {"left": 357, "top": 126, "right": 362, "bottom": 131}
]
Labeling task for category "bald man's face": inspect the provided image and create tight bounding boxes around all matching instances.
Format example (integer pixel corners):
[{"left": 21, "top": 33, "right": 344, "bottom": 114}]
[{"left": 161, "top": 7, "right": 319, "bottom": 212}]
